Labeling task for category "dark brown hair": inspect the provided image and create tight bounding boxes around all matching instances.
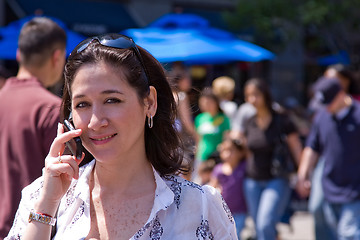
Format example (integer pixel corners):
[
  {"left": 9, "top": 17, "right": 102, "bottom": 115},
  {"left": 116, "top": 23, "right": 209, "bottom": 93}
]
[{"left": 62, "top": 38, "right": 185, "bottom": 176}]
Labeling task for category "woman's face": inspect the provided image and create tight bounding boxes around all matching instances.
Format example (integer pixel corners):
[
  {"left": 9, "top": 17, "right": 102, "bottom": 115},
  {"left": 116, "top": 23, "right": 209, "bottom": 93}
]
[
  {"left": 70, "top": 61, "right": 149, "bottom": 162},
  {"left": 244, "top": 84, "right": 265, "bottom": 110}
]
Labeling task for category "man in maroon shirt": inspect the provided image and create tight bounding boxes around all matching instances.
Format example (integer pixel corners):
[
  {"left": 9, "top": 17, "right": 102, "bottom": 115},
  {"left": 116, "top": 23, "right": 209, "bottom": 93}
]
[{"left": 0, "top": 17, "right": 66, "bottom": 238}]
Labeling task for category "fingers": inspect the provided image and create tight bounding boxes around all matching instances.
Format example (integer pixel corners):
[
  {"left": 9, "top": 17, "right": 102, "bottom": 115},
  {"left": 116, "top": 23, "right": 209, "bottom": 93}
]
[
  {"left": 57, "top": 122, "right": 64, "bottom": 135},
  {"left": 48, "top": 154, "right": 81, "bottom": 180},
  {"left": 49, "top": 123, "right": 82, "bottom": 157}
]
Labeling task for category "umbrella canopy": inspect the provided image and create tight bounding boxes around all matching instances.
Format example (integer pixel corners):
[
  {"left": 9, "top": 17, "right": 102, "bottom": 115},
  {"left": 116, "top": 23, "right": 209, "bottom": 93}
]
[
  {"left": 0, "top": 15, "right": 86, "bottom": 60},
  {"left": 123, "top": 13, "right": 274, "bottom": 64},
  {"left": 123, "top": 28, "right": 229, "bottom": 63},
  {"left": 123, "top": 27, "right": 274, "bottom": 64}
]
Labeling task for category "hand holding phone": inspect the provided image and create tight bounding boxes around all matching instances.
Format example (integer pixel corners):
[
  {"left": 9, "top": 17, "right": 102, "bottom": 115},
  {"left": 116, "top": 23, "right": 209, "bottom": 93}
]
[{"left": 63, "top": 119, "right": 83, "bottom": 160}]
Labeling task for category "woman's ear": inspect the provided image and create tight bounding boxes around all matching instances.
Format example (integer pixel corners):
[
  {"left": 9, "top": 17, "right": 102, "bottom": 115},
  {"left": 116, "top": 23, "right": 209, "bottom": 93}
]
[{"left": 145, "top": 86, "right": 157, "bottom": 117}]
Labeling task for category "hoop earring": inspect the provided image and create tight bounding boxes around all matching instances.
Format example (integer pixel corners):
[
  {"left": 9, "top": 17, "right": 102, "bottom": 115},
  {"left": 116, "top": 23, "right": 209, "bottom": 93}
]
[{"left": 147, "top": 115, "right": 153, "bottom": 129}]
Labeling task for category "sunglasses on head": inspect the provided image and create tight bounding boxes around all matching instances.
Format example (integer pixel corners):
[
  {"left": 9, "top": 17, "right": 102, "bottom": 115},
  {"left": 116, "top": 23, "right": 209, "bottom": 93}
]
[{"left": 70, "top": 33, "right": 150, "bottom": 85}]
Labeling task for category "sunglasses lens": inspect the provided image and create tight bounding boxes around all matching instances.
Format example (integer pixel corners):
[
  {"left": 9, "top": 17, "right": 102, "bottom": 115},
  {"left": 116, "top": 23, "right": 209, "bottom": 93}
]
[
  {"left": 76, "top": 42, "right": 90, "bottom": 53},
  {"left": 99, "top": 37, "right": 134, "bottom": 50},
  {"left": 69, "top": 38, "right": 93, "bottom": 56}
]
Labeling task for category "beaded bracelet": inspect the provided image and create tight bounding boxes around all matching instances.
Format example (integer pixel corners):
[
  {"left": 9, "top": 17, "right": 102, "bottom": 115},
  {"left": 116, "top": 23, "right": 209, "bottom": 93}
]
[{"left": 28, "top": 210, "right": 57, "bottom": 226}]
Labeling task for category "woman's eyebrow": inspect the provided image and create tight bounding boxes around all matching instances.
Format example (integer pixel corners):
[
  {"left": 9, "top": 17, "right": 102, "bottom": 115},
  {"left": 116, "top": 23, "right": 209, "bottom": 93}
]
[
  {"left": 101, "top": 89, "right": 124, "bottom": 95},
  {"left": 73, "top": 90, "right": 124, "bottom": 99}
]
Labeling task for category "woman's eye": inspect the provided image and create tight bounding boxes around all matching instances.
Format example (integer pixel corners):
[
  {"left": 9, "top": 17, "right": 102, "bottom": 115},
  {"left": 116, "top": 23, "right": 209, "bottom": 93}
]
[
  {"left": 75, "top": 102, "right": 90, "bottom": 109},
  {"left": 105, "top": 98, "right": 121, "bottom": 104}
]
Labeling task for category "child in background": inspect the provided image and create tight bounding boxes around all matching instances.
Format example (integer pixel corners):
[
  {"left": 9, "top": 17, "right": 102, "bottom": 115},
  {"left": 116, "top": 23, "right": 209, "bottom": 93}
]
[
  {"left": 195, "top": 87, "right": 231, "bottom": 162},
  {"left": 197, "top": 158, "right": 217, "bottom": 185},
  {"left": 209, "top": 138, "right": 247, "bottom": 239},
  {"left": 193, "top": 87, "right": 231, "bottom": 184}
]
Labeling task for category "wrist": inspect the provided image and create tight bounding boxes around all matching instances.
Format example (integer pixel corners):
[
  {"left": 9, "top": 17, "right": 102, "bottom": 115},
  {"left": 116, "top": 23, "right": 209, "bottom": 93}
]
[
  {"left": 297, "top": 169, "right": 308, "bottom": 181},
  {"left": 34, "top": 197, "right": 60, "bottom": 217}
]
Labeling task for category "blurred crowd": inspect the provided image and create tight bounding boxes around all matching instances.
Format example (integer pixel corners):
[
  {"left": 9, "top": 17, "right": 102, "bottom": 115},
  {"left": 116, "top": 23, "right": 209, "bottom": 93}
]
[{"left": 166, "top": 62, "right": 360, "bottom": 240}]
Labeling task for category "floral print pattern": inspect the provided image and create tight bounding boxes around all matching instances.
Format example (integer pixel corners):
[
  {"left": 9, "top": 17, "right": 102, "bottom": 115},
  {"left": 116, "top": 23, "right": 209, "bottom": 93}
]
[{"left": 196, "top": 217, "right": 214, "bottom": 240}]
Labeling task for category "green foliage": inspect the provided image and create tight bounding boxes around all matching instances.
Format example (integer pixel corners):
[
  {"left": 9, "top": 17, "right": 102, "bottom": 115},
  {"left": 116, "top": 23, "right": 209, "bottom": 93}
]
[{"left": 224, "top": 0, "right": 360, "bottom": 53}]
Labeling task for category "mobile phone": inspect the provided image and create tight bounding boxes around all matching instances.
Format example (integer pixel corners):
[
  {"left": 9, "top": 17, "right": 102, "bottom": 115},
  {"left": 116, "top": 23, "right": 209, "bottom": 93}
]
[{"left": 63, "top": 119, "right": 83, "bottom": 160}]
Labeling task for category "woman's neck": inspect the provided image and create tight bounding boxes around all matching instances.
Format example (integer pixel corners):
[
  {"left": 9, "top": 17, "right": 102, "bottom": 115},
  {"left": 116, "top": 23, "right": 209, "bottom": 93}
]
[
  {"left": 255, "top": 107, "right": 272, "bottom": 130},
  {"left": 91, "top": 155, "right": 155, "bottom": 196},
  {"left": 256, "top": 107, "right": 271, "bottom": 118}
]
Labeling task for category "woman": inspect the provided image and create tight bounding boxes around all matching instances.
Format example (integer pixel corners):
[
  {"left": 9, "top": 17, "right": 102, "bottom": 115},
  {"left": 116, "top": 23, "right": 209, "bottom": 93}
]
[
  {"left": 241, "top": 78, "right": 302, "bottom": 240},
  {"left": 6, "top": 34, "right": 236, "bottom": 240}
]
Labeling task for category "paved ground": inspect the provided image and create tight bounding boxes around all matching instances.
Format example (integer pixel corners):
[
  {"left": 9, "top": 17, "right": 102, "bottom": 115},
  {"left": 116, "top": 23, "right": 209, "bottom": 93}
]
[{"left": 241, "top": 211, "right": 315, "bottom": 240}]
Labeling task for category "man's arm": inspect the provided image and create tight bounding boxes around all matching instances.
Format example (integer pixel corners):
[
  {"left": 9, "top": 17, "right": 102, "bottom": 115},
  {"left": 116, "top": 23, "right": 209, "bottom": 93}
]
[{"left": 296, "top": 146, "right": 319, "bottom": 198}]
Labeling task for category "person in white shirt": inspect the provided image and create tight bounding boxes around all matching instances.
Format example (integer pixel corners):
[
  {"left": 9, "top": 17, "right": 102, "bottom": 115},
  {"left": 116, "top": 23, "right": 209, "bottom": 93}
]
[
  {"left": 5, "top": 33, "right": 237, "bottom": 240},
  {"left": 212, "top": 76, "right": 238, "bottom": 122}
]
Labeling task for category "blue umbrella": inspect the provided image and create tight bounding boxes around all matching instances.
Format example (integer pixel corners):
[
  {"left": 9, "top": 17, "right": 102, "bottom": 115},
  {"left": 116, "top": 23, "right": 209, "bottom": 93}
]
[
  {"left": 218, "top": 39, "right": 275, "bottom": 62},
  {"left": 0, "top": 15, "right": 86, "bottom": 60},
  {"left": 123, "top": 28, "right": 228, "bottom": 63},
  {"left": 123, "top": 27, "right": 274, "bottom": 64},
  {"left": 123, "top": 13, "right": 274, "bottom": 64}
]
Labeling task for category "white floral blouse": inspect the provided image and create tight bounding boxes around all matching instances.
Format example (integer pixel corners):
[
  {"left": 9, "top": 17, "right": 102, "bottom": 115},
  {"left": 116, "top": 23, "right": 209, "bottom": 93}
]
[{"left": 5, "top": 160, "right": 237, "bottom": 240}]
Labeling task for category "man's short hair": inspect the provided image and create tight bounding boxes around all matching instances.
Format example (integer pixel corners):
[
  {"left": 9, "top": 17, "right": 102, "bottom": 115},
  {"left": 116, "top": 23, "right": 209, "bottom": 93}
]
[{"left": 18, "top": 17, "right": 67, "bottom": 67}]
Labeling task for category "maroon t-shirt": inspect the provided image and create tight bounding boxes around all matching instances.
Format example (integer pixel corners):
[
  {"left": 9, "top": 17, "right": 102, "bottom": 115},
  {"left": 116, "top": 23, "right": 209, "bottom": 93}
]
[{"left": 0, "top": 77, "right": 61, "bottom": 238}]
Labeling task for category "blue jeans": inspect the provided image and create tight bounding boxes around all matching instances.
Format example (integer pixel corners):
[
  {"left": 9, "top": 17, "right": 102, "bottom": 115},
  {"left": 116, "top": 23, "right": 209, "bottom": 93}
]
[
  {"left": 233, "top": 213, "right": 246, "bottom": 240},
  {"left": 308, "top": 158, "right": 336, "bottom": 240},
  {"left": 244, "top": 177, "right": 291, "bottom": 240},
  {"left": 323, "top": 200, "right": 360, "bottom": 240}
]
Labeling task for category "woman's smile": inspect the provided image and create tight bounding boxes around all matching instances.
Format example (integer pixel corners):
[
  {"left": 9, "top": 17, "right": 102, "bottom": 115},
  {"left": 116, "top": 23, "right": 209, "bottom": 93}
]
[{"left": 89, "top": 133, "right": 118, "bottom": 145}]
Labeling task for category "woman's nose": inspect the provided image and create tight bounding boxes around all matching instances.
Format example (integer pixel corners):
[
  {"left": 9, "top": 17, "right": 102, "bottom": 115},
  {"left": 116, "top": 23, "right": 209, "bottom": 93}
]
[{"left": 87, "top": 108, "right": 108, "bottom": 130}]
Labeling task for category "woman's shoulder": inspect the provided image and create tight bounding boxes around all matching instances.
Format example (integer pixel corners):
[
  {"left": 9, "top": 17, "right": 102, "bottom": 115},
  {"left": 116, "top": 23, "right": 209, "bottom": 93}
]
[
  {"left": 159, "top": 175, "right": 237, "bottom": 238},
  {"left": 162, "top": 174, "right": 230, "bottom": 210},
  {"left": 272, "top": 111, "right": 297, "bottom": 134},
  {"left": 162, "top": 175, "right": 214, "bottom": 199},
  {"left": 273, "top": 110, "right": 293, "bottom": 122},
  {"left": 162, "top": 175, "right": 206, "bottom": 196}
]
